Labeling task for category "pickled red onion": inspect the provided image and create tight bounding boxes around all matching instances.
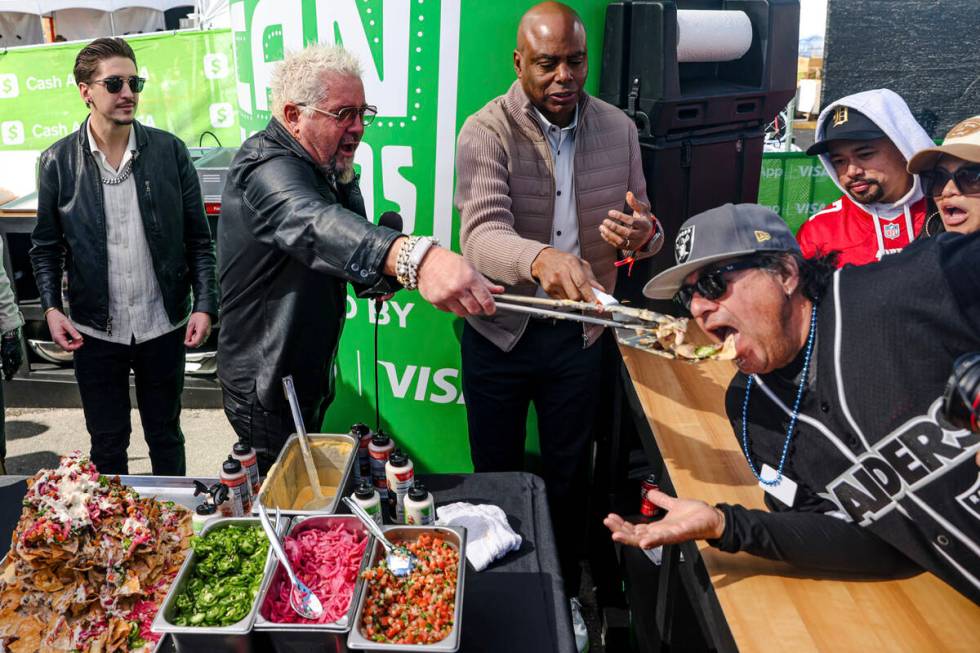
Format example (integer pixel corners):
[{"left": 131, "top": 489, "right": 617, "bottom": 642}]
[{"left": 265, "top": 522, "right": 367, "bottom": 624}]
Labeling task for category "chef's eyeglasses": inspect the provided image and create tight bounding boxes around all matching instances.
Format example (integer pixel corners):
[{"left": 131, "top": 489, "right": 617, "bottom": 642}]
[
  {"left": 298, "top": 103, "right": 378, "bottom": 126},
  {"left": 920, "top": 165, "right": 980, "bottom": 197},
  {"left": 673, "top": 258, "right": 764, "bottom": 311},
  {"left": 90, "top": 75, "right": 145, "bottom": 94}
]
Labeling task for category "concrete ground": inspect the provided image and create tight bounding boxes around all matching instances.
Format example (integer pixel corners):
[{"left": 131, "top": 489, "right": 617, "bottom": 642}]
[{"left": 4, "top": 407, "right": 237, "bottom": 477}]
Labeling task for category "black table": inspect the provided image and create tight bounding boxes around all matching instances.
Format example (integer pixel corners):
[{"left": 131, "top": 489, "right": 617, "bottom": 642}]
[{"left": 0, "top": 471, "right": 576, "bottom": 653}]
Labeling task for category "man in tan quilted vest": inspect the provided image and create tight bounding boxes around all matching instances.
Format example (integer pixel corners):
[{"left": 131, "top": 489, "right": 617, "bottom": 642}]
[{"left": 454, "top": 1, "right": 662, "bottom": 592}]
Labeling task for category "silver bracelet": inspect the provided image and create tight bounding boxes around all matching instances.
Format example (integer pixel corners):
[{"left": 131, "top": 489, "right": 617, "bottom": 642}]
[
  {"left": 395, "top": 236, "right": 439, "bottom": 290},
  {"left": 407, "top": 236, "right": 437, "bottom": 289}
]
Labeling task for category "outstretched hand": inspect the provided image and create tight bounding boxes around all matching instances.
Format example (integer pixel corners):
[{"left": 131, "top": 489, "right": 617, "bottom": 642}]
[
  {"left": 603, "top": 489, "right": 726, "bottom": 549},
  {"left": 600, "top": 191, "right": 661, "bottom": 253}
]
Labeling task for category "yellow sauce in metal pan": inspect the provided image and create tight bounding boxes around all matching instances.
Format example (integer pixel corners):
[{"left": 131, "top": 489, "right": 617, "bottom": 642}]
[{"left": 260, "top": 438, "right": 354, "bottom": 512}]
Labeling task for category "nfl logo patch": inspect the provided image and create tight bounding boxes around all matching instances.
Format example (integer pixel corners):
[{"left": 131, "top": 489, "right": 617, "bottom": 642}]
[{"left": 883, "top": 222, "right": 901, "bottom": 240}]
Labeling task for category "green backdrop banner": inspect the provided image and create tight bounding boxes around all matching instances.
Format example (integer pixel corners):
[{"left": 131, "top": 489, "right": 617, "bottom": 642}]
[{"left": 0, "top": 30, "right": 241, "bottom": 152}]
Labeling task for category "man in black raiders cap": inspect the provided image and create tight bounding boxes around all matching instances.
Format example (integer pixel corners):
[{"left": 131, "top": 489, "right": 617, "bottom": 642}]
[
  {"left": 797, "top": 89, "right": 934, "bottom": 267},
  {"left": 605, "top": 203, "right": 980, "bottom": 603}
]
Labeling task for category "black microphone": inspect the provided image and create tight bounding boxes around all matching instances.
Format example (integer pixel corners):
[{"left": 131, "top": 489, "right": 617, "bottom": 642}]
[
  {"left": 378, "top": 211, "right": 403, "bottom": 233},
  {"left": 374, "top": 211, "right": 402, "bottom": 431}
]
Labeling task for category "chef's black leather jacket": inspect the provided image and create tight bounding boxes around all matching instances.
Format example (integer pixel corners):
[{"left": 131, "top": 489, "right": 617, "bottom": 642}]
[
  {"left": 31, "top": 118, "right": 218, "bottom": 334},
  {"left": 217, "top": 118, "right": 401, "bottom": 411}
]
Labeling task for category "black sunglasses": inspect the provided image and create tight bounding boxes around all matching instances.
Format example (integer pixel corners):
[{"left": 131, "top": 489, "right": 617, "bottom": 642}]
[
  {"left": 920, "top": 165, "right": 980, "bottom": 197},
  {"left": 91, "top": 75, "right": 146, "bottom": 94},
  {"left": 673, "top": 258, "right": 763, "bottom": 311}
]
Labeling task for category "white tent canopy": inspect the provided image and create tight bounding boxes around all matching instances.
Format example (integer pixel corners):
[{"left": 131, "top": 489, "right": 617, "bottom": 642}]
[
  {"left": 0, "top": 1, "right": 199, "bottom": 44},
  {"left": 0, "top": 11, "right": 44, "bottom": 47},
  {"left": 0, "top": 1, "right": 191, "bottom": 13}
]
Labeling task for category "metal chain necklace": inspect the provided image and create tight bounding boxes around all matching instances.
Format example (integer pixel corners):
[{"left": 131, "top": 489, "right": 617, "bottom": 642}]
[
  {"left": 101, "top": 159, "right": 134, "bottom": 186},
  {"left": 740, "top": 304, "right": 818, "bottom": 487}
]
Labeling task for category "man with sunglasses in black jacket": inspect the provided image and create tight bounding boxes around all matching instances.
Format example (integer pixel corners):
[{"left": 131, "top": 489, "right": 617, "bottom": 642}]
[
  {"left": 31, "top": 37, "right": 217, "bottom": 476},
  {"left": 605, "top": 203, "right": 980, "bottom": 604}
]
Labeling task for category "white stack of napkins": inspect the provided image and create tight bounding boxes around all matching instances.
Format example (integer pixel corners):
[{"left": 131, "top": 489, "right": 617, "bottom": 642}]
[{"left": 436, "top": 502, "right": 522, "bottom": 571}]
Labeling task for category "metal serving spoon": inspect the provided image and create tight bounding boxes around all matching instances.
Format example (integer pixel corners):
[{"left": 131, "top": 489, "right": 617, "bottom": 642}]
[
  {"left": 282, "top": 376, "right": 332, "bottom": 510},
  {"left": 343, "top": 496, "right": 417, "bottom": 577},
  {"left": 257, "top": 502, "right": 324, "bottom": 620}
]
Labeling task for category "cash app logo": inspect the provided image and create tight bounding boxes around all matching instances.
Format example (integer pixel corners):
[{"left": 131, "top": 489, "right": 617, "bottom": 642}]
[
  {"left": 1, "top": 121, "right": 25, "bottom": 145},
  {"left": 210, "top": 102, "right": 235, "bottom": 128},
  {"left": 0, "top": 73, "right": 19, "bottom": 99},
  {"left": 203, "top": 53, "right": 230, "bottom": 79},
  {"left": 230, "top": 0, "right": 461, "bottom": 243}
]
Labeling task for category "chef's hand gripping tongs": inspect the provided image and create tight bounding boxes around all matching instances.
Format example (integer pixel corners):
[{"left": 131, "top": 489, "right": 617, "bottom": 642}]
[{"left": 493, "top": 293, "right": 681, "bottom": 333}]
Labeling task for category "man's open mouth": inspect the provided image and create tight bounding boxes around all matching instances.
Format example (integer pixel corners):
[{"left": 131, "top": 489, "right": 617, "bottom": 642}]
[{"left": 707, "top": 325, "right": 737, "bottom": 342}]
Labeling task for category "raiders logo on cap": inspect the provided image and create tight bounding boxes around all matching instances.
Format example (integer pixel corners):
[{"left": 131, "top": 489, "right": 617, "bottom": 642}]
[{"left": 675, "top": 225, "right": 695, "bottom": 264}]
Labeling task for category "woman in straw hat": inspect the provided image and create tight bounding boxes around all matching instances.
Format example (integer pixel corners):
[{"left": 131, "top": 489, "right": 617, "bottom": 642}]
[{"left": 908, "top": 115, "right": 980, "bottom": 236}]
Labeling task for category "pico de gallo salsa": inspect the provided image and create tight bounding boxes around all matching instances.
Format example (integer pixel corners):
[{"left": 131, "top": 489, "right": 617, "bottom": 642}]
[{"left": 359, "top": 533, "right": 459, "bottom": 645}]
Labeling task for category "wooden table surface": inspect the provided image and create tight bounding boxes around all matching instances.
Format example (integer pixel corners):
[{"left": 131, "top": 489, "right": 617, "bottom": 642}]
[{"left": 620, "top": 343, "right": 980, "bottom": 652}]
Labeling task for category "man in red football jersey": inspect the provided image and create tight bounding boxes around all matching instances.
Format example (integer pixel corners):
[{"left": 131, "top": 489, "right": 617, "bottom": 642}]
[{"left": 797, "top": 89, "right": 934, "bottom": 267}]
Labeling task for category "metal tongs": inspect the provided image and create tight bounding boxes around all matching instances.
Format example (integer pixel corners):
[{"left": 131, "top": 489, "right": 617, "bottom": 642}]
[{"left": 494, "top": 293, "right": 678, "bottom": 333}]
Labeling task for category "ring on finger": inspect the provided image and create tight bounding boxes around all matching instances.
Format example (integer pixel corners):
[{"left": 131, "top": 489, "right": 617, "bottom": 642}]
[{"left": 625, "top": 238, "right": 631, "bottom": 249}]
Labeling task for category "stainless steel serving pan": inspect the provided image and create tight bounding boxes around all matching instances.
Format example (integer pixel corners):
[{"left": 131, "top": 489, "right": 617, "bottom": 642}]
[
  {"left": 253, "top": 514, "right": 374, "bottom": 652},
  {"left": 151, "top": 516, "right": 284, "bottom": 653},
  {"left": 347, "top": 525, "right": 467, "bottom": 653},
  {"left": 255, "top": 433, "right": 358, "bottom": 517}
]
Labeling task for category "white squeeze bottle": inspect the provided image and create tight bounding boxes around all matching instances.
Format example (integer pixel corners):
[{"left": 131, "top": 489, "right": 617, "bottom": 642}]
[
  {"left": 385, "top": 449, "right": 415, "bottom": 523},
  {"left": 219, "top": 456, "right": 249, "bottom": 517},
  {"left": 369, "top": 430, "right": 395, "bottom": 500},
  {"left": 404, "top": 481, "right": 435, "bottom": 525},
  {"left": 351, "top": 481, "right": 384, "bottom": 527},
  {"left": 232, "top": 441, "right": 261, "bottom": 498}
]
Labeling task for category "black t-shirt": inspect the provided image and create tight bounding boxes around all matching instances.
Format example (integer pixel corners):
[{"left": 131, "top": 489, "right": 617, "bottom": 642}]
[{"left": 716, "top": 231, "right": 980, "bottom": 603}]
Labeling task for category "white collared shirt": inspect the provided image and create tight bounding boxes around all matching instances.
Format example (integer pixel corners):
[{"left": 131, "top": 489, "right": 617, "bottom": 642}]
[{"left": 77, "top": 121, "right": 178, "bottom": 344}]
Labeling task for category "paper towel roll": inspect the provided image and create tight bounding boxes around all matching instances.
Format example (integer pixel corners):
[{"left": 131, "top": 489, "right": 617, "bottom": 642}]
[{"left": 676, "top": 10, "right": 753, "bottom": 63}]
